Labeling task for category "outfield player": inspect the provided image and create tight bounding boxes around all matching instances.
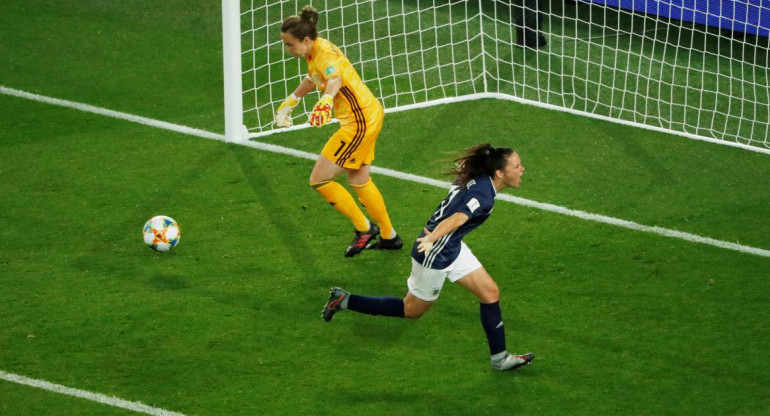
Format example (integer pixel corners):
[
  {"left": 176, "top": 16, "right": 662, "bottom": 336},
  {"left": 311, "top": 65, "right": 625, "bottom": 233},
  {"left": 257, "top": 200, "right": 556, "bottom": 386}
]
[
  {"left": 322, "top": 143, "right": 535, "bottom": 371},
  {"left": 276, "top": 5, "right": 401, "bottom": 257}
]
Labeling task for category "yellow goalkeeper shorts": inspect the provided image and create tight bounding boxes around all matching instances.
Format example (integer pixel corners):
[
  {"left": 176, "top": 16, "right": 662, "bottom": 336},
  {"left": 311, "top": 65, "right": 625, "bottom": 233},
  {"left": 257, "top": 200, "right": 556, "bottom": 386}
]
[{"left": 321, "top": 108, "right": 384, "bottom": 170}]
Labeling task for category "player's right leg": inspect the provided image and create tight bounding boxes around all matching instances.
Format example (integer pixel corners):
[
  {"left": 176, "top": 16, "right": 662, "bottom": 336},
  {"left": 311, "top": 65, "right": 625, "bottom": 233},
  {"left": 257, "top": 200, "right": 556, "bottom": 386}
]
[
  {"left": 322, "top": 287, "right": 351, "bottom": 322},
  {"left": 323, "top": 260, "right": 440, "bottom": 322},
  {"left": 322, "top": 287, "right": 408, "bottom": 322},
  {"left": 402, "top": 291, "right": 433, "bottom": 319}
]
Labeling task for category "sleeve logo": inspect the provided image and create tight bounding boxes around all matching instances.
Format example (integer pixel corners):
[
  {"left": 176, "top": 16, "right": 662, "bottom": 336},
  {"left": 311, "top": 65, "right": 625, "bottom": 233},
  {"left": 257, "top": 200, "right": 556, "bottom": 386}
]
[
  {"left": 466, "top": 198, "right": 480, "bottom": 213},
  {"left": 325, "top": 65, "right": 336, "bottom": 76}
]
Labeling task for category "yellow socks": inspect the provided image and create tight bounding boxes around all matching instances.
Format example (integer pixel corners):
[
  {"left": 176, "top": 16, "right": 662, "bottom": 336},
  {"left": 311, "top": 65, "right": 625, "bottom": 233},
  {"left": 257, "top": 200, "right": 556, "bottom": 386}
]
[
  {"left": 351, "top": 179, "right": 395, "bottom": 239},
  {"left": 311, "top": 178, "right": 395, "bottom": 239},
  {"left": 312, "top": 180, "right": 370, "bottom": 232}
]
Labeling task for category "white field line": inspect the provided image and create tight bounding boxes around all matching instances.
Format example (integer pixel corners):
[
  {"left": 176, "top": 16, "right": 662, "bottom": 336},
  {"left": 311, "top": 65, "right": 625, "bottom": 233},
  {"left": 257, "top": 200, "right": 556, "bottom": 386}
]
[
  {"left": 2, "top": 85, "right": 769, "bottom": 259},
  {"left": 0, "top": 370, "right": 193, "bottom": 416}
]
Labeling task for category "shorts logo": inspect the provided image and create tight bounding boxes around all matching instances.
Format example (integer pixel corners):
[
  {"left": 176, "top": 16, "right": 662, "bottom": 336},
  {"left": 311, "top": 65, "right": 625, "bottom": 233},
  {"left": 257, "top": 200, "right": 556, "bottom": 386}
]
[
  {"left": 467, "top": 198, "right": 480, "bottom": 213},
  {"left": 325, "top": 65, "right": 336, "bottom": 76},
  {"left": 432, "top": 288, "right": 441, "bottom": 296}
]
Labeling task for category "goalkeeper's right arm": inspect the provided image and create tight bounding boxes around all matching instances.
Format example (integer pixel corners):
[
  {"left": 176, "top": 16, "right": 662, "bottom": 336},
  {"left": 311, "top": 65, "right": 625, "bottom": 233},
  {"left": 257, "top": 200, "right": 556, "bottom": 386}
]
[
  {"left": 275, "top": 76, "right": 315, "bottom": 128},
  {"left": 275, "top": 94, "right": 299, "bottom": 127}
]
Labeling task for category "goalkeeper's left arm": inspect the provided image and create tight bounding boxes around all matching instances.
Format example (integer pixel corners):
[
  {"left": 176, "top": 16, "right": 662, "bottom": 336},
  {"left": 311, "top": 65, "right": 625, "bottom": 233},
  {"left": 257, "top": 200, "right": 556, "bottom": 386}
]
[{"left": 309, "top": 77, "right": 342, "bottom": 127}]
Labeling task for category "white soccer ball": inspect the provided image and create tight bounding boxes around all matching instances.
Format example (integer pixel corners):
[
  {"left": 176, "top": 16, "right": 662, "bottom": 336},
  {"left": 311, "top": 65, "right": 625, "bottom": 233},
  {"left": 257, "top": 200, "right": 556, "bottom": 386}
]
[{"left": 142, "top": 215, "right": 181, "bottom": 252}]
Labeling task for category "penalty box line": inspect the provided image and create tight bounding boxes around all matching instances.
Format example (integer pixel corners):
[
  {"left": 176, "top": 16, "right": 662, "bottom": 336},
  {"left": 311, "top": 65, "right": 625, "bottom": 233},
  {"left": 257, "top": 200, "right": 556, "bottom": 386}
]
[{"left": 2, "top": 85, "right": 769, "bottom": 259}]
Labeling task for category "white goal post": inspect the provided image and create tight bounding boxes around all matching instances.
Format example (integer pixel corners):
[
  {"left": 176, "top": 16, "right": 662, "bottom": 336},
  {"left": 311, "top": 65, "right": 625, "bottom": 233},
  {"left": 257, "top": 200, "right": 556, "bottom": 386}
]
[{"left": 222, "top": 0, "right": 770, "bottom": 154}]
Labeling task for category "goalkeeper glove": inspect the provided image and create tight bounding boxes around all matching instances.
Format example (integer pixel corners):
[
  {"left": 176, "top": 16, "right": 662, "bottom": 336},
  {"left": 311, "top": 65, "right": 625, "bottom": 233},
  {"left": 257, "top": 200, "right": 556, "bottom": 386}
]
[
  {"left": 309, "top": 94, "right": 333, "bottom": 127},
  {"left": 275, "top": 94, "right": 299, "bottom": 128}
]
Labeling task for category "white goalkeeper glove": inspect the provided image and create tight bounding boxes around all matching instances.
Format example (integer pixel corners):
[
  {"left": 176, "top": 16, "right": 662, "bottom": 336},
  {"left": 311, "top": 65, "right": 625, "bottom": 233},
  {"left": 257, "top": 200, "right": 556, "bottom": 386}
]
[
  {"left": 275, "top": 94, "right": 299, "bottom": 128},
  {"left": 309, "top": 94, "right": 333, "bottom": 127}
]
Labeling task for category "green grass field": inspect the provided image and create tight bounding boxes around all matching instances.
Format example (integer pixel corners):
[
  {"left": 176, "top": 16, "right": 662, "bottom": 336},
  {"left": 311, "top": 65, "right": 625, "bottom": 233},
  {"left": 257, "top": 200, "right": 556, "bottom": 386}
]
[{"left": 2, "top": 1, "right": 770, "bottom": 415}]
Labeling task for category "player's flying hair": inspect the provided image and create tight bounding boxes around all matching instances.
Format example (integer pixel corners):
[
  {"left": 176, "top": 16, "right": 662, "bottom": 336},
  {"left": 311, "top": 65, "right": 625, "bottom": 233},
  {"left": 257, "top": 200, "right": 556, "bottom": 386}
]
[{"left": 449, "top": 143, "right": 515, "bottom": 187}]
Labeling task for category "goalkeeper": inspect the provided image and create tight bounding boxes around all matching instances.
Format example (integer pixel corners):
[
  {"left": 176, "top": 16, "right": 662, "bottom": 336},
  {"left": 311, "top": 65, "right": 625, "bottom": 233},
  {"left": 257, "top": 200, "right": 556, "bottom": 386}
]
[{"left": 277, "top": 5, "right": 401, "bottom": 257}]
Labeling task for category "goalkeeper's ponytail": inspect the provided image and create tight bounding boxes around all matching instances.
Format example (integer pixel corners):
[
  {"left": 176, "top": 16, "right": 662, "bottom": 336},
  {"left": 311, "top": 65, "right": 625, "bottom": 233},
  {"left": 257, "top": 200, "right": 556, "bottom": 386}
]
[
  {"left": 450, "top": 143, "right": 514, "bottom": 187},
  {"left": 282, "top": 5, "right": 319, "bottom": 40}
]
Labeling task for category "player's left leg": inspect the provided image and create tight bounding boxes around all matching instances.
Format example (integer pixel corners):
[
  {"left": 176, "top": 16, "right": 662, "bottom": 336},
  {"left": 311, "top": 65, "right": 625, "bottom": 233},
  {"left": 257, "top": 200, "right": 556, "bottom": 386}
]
[
  {"left": 348, "top": 165, "right": 399, "bottom": 247},
  {"left": 456, "top": 267, "right": 535, "bottom": 371},
  {"left": 456, "top": 267, "right": 504, "bottom": 352},
  {"left": 451, "top": 243, "right": 534, "bottom": 371}
]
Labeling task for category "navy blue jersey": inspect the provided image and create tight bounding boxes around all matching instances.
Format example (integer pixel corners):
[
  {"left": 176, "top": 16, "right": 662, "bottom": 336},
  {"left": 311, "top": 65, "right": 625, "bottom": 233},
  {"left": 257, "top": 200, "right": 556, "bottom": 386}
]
[{"left": 411, "top": 175, "right": 497, "bottom": 269}]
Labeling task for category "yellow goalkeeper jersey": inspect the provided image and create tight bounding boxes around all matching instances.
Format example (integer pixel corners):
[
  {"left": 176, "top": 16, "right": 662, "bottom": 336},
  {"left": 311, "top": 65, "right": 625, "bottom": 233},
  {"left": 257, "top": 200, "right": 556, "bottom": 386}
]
[{"left": 306, "top": 37, "right": 382, "bottom": 126}]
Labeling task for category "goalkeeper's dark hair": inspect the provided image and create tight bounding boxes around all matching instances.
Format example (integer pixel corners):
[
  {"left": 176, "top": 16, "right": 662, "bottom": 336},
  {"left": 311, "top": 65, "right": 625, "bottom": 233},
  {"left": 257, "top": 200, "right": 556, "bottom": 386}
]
[
  {"left": 281, "top": 5, "right": 319, "bottom": 40},
  {"left": 449, "top": 143, "right": 515, "bottom": 187}
]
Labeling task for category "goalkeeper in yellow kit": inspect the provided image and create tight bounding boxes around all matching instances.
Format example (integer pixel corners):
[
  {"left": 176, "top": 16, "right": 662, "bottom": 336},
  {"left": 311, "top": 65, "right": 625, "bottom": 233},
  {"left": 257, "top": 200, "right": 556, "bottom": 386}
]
[{"left": 276, "top": 5, "right": 402, "bottom": 257}]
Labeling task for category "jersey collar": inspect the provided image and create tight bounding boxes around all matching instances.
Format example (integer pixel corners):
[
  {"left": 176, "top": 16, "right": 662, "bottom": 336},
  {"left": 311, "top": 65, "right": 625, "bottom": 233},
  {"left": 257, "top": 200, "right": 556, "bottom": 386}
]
[{"left": 487, "top": 176, "right": 497, "bottom": 196}]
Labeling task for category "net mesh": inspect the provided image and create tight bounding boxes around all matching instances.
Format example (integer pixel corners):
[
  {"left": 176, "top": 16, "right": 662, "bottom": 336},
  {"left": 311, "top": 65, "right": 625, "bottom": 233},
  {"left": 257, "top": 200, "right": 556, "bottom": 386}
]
[{"left": 241, "top": 0, "right": 770, "bottom": 150}]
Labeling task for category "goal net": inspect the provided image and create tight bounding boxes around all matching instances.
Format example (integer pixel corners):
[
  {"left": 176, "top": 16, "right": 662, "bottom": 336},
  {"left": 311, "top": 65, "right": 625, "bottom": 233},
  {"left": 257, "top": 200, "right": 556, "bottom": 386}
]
[{"left": 227, "top": 0, "right": 770, "bottom": 152}]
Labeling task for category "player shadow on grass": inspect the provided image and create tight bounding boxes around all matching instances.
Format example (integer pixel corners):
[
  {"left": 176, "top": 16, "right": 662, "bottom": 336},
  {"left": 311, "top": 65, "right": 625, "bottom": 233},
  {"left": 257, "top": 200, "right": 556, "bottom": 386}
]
[
  {"left": 315, "top": 370, "right": 529, "bottom": 414},
  {"left": 146, "top": 273, "right": 191, "bottom": 291},
  {"left": 229, "top": 145, "right": 321, "bottom": 277}
]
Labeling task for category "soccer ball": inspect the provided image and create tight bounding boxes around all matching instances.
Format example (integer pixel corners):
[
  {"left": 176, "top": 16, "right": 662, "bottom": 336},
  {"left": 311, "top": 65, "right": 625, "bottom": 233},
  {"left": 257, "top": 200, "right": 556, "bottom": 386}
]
[{"left": 142, "top": 215, "right": 181, "bottom": 251}]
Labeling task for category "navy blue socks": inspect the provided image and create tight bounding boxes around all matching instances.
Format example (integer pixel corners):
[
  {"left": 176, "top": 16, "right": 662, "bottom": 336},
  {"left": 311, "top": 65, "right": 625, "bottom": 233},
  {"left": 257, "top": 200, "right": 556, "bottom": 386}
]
[
  {"left": 347, "top": 294, "right": 405, "bottom": 318},
  {"left": 480, "top": 301, "right": 506, "bottom": 355}
]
